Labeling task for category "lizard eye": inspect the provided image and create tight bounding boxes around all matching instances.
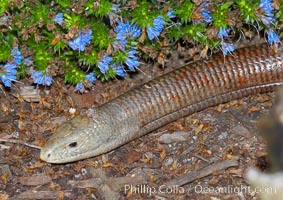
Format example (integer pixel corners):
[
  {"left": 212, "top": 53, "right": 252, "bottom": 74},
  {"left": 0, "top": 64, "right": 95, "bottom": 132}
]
[{"left": 69, "top": 142, "right": 77, "bottom": 147}]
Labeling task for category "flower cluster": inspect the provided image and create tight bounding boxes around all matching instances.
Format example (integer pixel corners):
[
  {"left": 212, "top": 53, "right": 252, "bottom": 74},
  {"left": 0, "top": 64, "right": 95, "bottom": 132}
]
[
  {"left": 11, "top": 47, "right": 24, "bottom": 65},
  {"left": 31, "top": 71, "right": 53, "bottom": 86},
  {"left": 97, "top": 50, "right": 140, "bottom": 77},
  {"left": 217, "top": 28, "right": 235, "bottom": 56},
  {"left": 0, "top": 47, "right": 25, "bottom": 87},
  {"left": 114, "top": 22, "right": 141, "bottom": 49},
  {"left": 124, "top": 50, "right": 140, "bottom": 71},
  {"left": 0, "top": 63, "right": 17, "bottom": 87},
  {"left": 75, "top": 72, "right": 96, "bottom": 93},
  {"left": 98, "top": 55, "right": 112, "bottom": 74},
  {"left": 0, "top": 46, "right": 54, "bottom": 87},
  {"left": 167, "top": 10, "right": 176, "bottom": 19},
  {"left": 70, "top": 15, "right": 143, "bottom": 91},
  {"left": 71, "top": 8, "right": 177, "bottom": 92},
  {"left": 221, "top": 43, "right": 235, "bottom": 56},
  {"left": 112, "top": 64, "right": 125, "bottom": 77},
  {"left": 217, "top": 28, "right": 230, "bottom": 39},
  {"left": 147, "top": 16, "right": 165, "bottom": 40},
  {"left": 200, "top": 0, "right": 212, "bottom": 23},
  {"left": 115, "top": 22, "right": 141, "bottom": 41},
  {"left": 53, "top": 13, "right": 64, "bottom": 26},
  {"left": 267, "top": 29, "right": 281, "bottom": 45},
  {"left": 257, "top": 0, "right": 281, "bottom": 45},
  {"left": 259, "top": 0, "right": 275, "bottom": 27},
  {"left": 91, "top": 20, "right": 142, "bottom": 82},
  {"left": 69, "top": 30, "right": 93, "bottom": 51}
]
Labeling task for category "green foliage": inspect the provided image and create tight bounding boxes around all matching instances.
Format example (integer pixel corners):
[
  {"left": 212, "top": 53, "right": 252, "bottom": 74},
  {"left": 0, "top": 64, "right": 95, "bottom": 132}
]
[
  {"left": 0, "top": 34, "right": 13, "bottom": 62},
  {"left": 53, "top": 39, "right": 68, "bottom": 53},
  {"left": 92, "top": 22, "right": 112, "bottom": 50},
  {"left": 65, "top": 67, "right": 85, "bottom": 84},
  {"left": 94, "top": 0, "right": 113, "bottom": 17},
  {"left": 29, "top": 2, "right": 49, "bottom": 24},
  {"left": 277, "top": 2, "right": 283, "bottom": 21},
  {"left": 166, "top": 26, "right": 185, "bottom": 41},
  {"left": 57, "top": 0, "right": 71, "bottom": 8},
  {"left": 16, "top": 63, "right": 27, "bottom": 79},
  {"left": 113, "top": 50, "right": 127, "bottom": 63},
  {"left": 185, "top": 24, "right": 207, "bottom": 44},
  {"left": 78, "top": 49, "right": 98, "bottom": 67},
  {"left": 64, "top": 13, "right": 85, "bottom": 29},
  {"left": 94, "top": 67, "right": 116, "bottom": 82},
  {"left": 33, "top": 44, "right": 53, "bottom": 71},
  {"left": 211, "top": 2, "right": 233, "bottom": 28},
  {"left": 0, "top": 0, "right": 8, "bottom": 15},
  {"left": 132, "top": 1, "right": 155, "bottom": 27},
  {"left": 235, "top": 0, "right": 259, "bottom": 24},
  {"left": 173, "top": 0, "right": 194, "bottom": 24}
]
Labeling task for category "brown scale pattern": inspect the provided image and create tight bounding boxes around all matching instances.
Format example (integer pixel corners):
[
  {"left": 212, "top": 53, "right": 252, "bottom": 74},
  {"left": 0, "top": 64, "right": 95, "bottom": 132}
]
[{"left": 114, "top": 45, "right": 283, "bottom": 135}]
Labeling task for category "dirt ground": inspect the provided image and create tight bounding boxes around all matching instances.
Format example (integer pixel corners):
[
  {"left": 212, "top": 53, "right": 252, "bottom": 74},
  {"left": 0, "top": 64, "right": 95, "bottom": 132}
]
[{"left": 0, "top": 42, "right": 275, "bottom": 200}]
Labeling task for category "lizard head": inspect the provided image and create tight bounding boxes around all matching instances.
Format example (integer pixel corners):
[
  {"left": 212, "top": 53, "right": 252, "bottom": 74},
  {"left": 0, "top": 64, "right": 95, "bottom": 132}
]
[{"left": 40, "top": 114, "right": 116, "bottom": 163}]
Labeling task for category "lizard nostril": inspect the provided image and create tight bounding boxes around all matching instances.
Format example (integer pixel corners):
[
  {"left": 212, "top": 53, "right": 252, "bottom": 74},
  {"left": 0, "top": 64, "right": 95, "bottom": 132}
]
[
  {"left": 69, "top": 142, "right": 77, "bottom": 147},
  {"left": 47, "top": 153, "right": 51, "bottom": 158}
]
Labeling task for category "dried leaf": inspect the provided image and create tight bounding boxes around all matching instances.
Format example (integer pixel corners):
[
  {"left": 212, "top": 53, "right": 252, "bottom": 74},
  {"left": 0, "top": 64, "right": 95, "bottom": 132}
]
[
  {"left": 102, "top": 162, "right": 114, "bottom": 168},
  {"left": 158, "top": 146, "right": 167, "bottom": 162},
  {"left": 1, "top": 172, "right": 8, "bottom": 185},
  {"left": 147, "top": 173, "right": 157, "bottom": 182},
  {"left": 200, "top": 45, "right": 209, "bottom": 59},
  {"left": 195, "top": 124, "right": 204, "bottom": 135},
  {"left": 247, "top": 106, "right": 261, "bottom": 114}
]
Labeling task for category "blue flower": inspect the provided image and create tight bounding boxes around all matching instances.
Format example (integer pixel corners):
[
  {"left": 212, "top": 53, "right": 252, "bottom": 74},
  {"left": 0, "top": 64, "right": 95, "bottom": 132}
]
[
  {"left": 11, "top": 47, "right": 24, "bottom": 65},
  {"left": 259, "top": 0, "right": 275, "bottom": 27},
  {"left": 260, "top": 0, "right": 274, "bottom": 13},
  {"left": 53, "top": 13, "right": 64, "bottom": 26},
  {"left": 124, "top": 49, "right": 140, "bottom": 71},
  {"left": 0, "top": 63, "right": 17, "bottom": 87},
  {"left": 4, "top": 63, "right": 17, "bottom": 75},
  {"left": 98, "top": 55, "right": 112, "bottom": 74},
  {"left": 112, "top": 39, "right": 128, "bottom": 51},
  {"left": 31, "top": 71, "right": 53, "bottom": 86},
  {"left": 201, "top": 10, "right": 212, "bottom": 23},
  {"left": 113, "top": 64, "right": 126, "bottom": 77},
  {"left": 217, "top": 28, "right": 230, "bottom": 39},
  {"left": 115, "top": 22, "right": 142, "bottom": 41},
  {"left": 74, "top": 72, "right": 96, "bottom": 93},
  {"left": 111, "top": 4, "right": 120, "bottom": 12},
  {"left": 85, "top": 72, "right": 96, "bottom": 86},
  {"left": 221, "top": 42, "right": 235, "bottom": 56},
  {"left": 75, "top": 82, "right": 85, "bottom": 93},
  {"left": 1, "top": 73, "right": 16, "bottom": 87},
  {"left": 267, "top": 29, "right": 280, "bottom": 44},
  {"left": 24, "top": 57, "right": 33, "bottom": 66},
  {"left": 69, "top": 29, "right": 93, "bottom": 51},
  {"left": 147, "top": 16, "right": 165, "bottom": 40},
  {"left": 200, "top": 1, "right": 212, "bottom": 23},
  {"left": 75, "top": 72, "right": 96, "bottom": 93},
  {"left": 167, "top": 9, "right": 176, "bottom": 19}
]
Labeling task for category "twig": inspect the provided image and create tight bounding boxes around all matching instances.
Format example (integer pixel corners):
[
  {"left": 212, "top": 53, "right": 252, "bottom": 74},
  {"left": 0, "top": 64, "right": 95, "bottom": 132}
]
[
  {"left": 194, "top": 155, "right": 213, "bottom": 164},
  {"left": 165, "top": 160, "right": 238, "bottom": 187},
  {"left": 0, "top": 138, "right": 41, "bottom": 150}
]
